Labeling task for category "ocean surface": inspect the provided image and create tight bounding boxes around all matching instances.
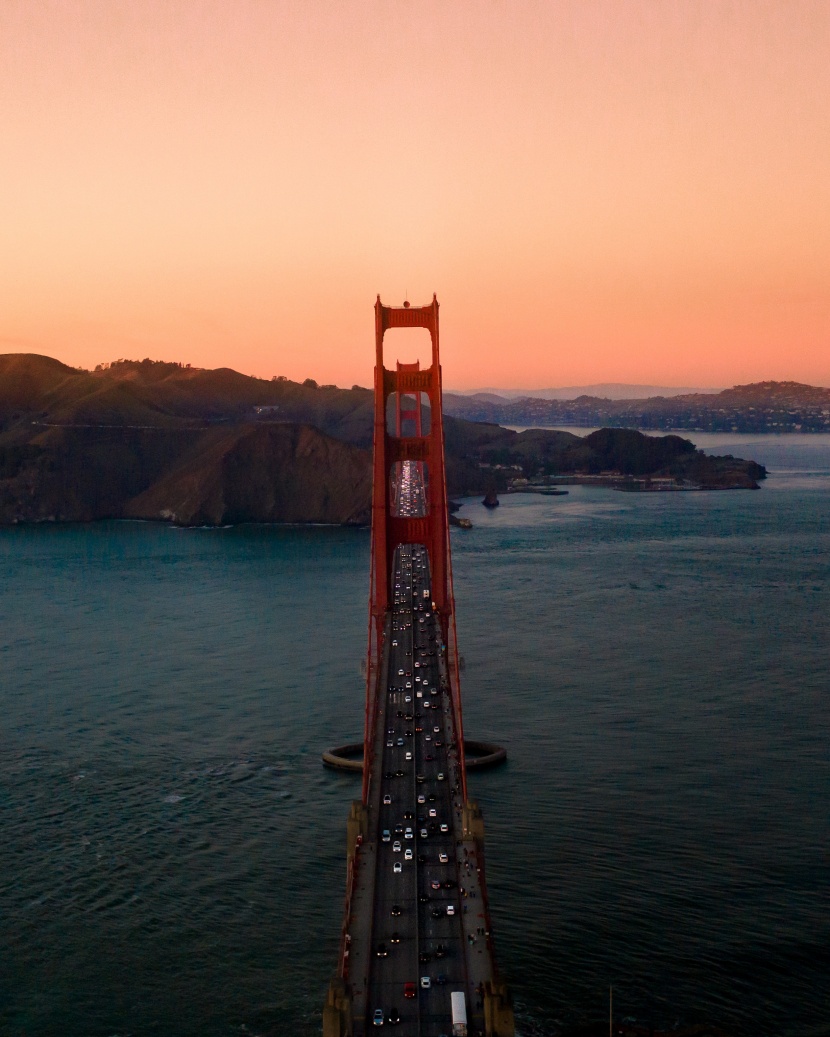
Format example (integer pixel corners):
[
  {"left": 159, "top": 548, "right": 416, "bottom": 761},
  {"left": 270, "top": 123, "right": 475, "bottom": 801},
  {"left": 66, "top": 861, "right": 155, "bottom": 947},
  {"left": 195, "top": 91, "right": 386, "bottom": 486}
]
[{"left": 2, "top": 433, "right": 828, "bottom": 1037}]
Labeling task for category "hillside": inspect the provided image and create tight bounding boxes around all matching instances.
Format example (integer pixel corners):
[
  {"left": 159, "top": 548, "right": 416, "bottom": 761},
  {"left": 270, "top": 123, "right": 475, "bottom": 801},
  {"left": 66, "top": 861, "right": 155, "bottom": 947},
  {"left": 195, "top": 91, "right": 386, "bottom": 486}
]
[{"left": 0, "top": 354, "right": 766, "bottom": 525}]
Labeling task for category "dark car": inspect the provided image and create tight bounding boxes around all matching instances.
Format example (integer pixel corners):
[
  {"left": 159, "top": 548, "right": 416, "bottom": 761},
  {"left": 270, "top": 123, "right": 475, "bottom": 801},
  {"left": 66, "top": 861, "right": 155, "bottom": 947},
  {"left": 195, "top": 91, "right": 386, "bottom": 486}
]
[
  {"left": 391, "top": 904, "right": 402, "bottom": 916},
  {"left": 376, "top": 942, "right": 388, "bottom": 957}
]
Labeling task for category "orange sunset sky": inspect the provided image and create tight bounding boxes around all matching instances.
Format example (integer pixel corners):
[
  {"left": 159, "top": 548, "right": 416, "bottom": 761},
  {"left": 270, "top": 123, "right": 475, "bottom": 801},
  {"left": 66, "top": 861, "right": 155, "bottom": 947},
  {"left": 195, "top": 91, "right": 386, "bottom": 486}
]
[{"left": 1, "top": 0, "right": 828, "bottom": 390}]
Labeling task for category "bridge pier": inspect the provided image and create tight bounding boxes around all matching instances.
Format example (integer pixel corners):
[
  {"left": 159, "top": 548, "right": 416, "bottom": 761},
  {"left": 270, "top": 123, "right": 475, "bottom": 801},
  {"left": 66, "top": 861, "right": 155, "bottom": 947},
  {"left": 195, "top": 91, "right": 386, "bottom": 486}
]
[
  {"left": 483, "top": 980, "right": 515, "bottom": 1037},
  {"left": 322, "top": 977, "right": 352, "bottom": 1037}
]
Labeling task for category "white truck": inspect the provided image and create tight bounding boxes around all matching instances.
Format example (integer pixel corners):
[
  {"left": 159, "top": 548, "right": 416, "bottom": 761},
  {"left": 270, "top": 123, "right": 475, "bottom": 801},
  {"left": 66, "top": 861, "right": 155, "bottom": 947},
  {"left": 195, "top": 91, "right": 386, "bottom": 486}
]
[{"left": 451, "top": 990, "right": 467, "bottom": 1036}]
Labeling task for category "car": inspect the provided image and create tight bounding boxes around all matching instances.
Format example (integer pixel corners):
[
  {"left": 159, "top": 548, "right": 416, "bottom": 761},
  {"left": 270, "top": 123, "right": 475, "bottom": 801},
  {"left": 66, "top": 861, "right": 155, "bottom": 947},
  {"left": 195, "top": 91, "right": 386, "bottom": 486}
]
[
  {"left": 437, "top": 772, "right": 445, "bottom": 781},
  {"left": 428, "top": 794, "right": 437, "bottom": 803},
  {"left": 393, "top": 841, "right": 401, "bottom": 852},
  {"left": 418, "top": 892, "right": 430, "bottom": 903},
  {"left": 373, "top": 1007, "right": 384, "bottom": 1026},
  {"left": 386, "top": 739, "right": 393, "bottom": 747},
  {"left": 435, "top": 943, "right": 446, "bottom": 958},
  {"left": 391, "top": 904, "right": 402, "bottom": 916},
  {"left": 425, "top": 753, "right": 434, "bottom": 761},
  {"left": 417, "top": 854, "right": 427, "bottom": 864},
  {"left": 382, "top": 830, "right": 391, "bottom": 842},
  {"left": 388, "top": 1007, "right": 400, "bottom": 1025},
  {"left": 443, "top": 880, "right": 456, "bottom": 889},
  {"left": 376, "top": 942, "right": 388, "bottom": 957},
  {"left": 431, "top": 880, "right": 442, "bottom": 890},
  {"left": 404, "top": 827, "right": 413, "bottom": 839},
  {"left": 433, "top": 726, "right": 440, "bottom": 733},
  {"left": 431, "top": 906, "right": 442, "bottom": 918},
  {"left": 398, "top": 669, "right": 405, "bottom": 676},
  {"left": 446, "top": 904, "right": 455, "bottom": 916},
  {"left": 390, "top": 931, "right": 401, "bottom": 943},
  {"left": 420, "top": 976, "right": 431, "bottom": 989},
  {"left": 391, "top": 640, "right": 398, "bottom": 647},
  {"left": 419, "top": 951, "right": 431, "bottom": 963},
  {"left": 383, "top": 794, "right": 392, "bottom": 806},
  {"left": 393, "top": 861, "right": 402, "bottom": 873},
  {"left": 405, "top": 681, "right": 412, "bottom": 689},
  {"left": 439, "top": 852, "right": 449, "bottom": 863},
  {"left": 417, "top": 794, "right": 426, "bottom": 804},
  {"left": 405, "top": 848, "right": 413, "bottom": 860},
  {"left": 416, "top": 773, "right": 425, "bottom": 783},
  {"left": 404, "top": 982, "right": 416, "bottom": 999},
  {"left": 428, "top": 808, "right": 437, "bottom": 818},
  {"left": 404, "top": 694, "right": 411, "bottom": 703},
  {"left": 405, "top": 751, "right": 412, "bottom": 761},
  {"left": 435, "top": 973, "right": 447, "bottom": 986},
  {"left": 420, "top": 828, "right": 428, "bottom": 838},
  {"left": 395, "top": 769, "right": 405, "bottom": 777},
  {"left": 424, "top": 734, "right": 431, "bottom": 741}
]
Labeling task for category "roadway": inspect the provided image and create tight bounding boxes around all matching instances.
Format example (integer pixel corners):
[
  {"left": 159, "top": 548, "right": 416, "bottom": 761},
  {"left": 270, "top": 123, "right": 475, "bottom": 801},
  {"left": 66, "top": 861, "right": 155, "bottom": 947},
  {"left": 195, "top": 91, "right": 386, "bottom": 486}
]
[{"left": 363, "top": 462, "right": 471, "bottom": 1034}]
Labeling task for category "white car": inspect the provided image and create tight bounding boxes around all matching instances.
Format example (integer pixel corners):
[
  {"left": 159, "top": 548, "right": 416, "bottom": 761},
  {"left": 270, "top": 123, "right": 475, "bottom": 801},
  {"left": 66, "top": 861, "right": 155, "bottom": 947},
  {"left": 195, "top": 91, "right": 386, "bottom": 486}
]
[
  {"left": 438, "top": 852, "right": 449, "bottom": 863},
  {"left": 393, "top": 841, "right": 401, "bottom": 852},
  {"left": 393, "top": 861, "right": 402, "bottom": 873},
  {"left": 446, "top": 904, "right": 455, "bottom": 916},
  {"left": 420, "top": 976, "right": 431, "bottom": 989},
  {"left": 405, "top": 848, "right": 413, "bottom": 860},
  {"left": 383, "top": 794, "right": 392, "bottom": 805}
]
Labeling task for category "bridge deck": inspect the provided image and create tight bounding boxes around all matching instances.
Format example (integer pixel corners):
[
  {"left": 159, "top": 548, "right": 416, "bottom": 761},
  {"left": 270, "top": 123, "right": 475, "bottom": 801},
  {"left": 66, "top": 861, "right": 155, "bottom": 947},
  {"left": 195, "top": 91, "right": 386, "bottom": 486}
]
[{"left": 346, "top": 541, "right": 497, "bottom": 1036}]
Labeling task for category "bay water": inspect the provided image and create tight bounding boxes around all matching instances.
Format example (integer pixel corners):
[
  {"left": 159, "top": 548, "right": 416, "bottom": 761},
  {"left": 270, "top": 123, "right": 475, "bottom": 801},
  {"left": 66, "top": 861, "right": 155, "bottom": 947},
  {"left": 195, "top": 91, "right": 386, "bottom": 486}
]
[{"left": 1, "top": 434, "right": 828, "bottom": 1036}]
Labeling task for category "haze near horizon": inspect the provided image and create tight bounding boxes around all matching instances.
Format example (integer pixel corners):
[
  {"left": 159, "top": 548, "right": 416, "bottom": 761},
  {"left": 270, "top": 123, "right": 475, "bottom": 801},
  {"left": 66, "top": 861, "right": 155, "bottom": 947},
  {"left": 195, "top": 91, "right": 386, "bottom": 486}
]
[{"left": 2, "top": 1, "right": 828, "bottom": 389}]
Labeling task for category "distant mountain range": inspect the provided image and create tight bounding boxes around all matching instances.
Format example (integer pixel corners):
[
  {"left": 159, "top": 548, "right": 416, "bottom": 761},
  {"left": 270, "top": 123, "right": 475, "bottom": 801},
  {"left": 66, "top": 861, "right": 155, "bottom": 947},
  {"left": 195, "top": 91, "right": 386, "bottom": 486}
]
[
  {"left": 443, "top": 381, "right": 830, "bottom": 432},
  {"left": 0, "top": 354, "right": 768, "bottom": 525},
  {"left": 450, "top": 383, "right": 722, "bottom": 401}
]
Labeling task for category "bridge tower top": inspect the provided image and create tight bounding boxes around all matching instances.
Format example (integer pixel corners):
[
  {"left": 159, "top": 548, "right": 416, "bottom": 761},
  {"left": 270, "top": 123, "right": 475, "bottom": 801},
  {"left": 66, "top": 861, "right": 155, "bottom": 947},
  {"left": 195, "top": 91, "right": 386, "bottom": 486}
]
[{"left": 371, "top": 294, "right": 446, "bottom": 615}]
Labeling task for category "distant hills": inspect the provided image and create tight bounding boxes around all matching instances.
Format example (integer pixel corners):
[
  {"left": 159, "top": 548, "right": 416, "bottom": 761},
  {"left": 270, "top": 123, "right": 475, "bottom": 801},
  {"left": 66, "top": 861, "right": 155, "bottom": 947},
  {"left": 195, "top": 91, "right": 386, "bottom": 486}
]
[
  {"left": 0, "top": 354, "right": 767, "bottom": 525},
  {"left": 452, "top": 383, "right": 722, "bottom": 401},
  {"left": 443, "top": 381, "right": 830, "bottom": 432}
]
